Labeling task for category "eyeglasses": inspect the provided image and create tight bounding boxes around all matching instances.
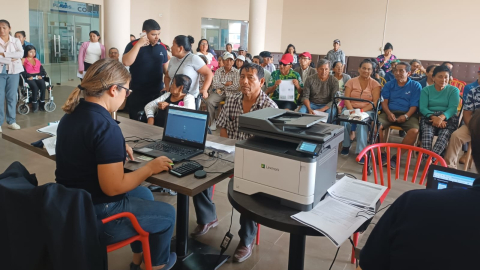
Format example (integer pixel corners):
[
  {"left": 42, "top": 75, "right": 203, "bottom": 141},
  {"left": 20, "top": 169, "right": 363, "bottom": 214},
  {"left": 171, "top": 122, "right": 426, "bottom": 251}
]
[{"left": 116, "top": 85, "right": 132, "bottom": 97}]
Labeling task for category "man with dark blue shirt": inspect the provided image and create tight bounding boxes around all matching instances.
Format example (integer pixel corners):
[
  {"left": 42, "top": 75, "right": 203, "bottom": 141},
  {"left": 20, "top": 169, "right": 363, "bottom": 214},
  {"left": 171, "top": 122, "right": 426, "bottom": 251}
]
[
  {"left": 378, "top": 62, "right": 422, "bottom": 165},
  {"left": 359, "top": 111, "right": 480, "bottom": 270},
  {"left": 123, "top": 19, "right": 169, "bottom": 119}
]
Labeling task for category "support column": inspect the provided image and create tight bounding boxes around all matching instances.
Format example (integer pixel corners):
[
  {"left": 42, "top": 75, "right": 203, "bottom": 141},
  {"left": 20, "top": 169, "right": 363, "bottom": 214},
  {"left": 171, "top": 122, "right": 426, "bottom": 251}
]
[
  {"left": 247, "top": 0, "right": 267, "bottom": 56},
  {"left": 104, "top": 0, "right": 130, "bottom": 61}
]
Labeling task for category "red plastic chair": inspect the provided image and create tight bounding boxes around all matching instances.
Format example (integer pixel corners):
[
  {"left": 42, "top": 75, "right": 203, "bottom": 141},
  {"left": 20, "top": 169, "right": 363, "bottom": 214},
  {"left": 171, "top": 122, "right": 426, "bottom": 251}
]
[
  {"left": 211, "top": 177, "right": 261, "bottom": 245},
  {"left": 102, "top": 212, "right": 152, "bottom": 270},
  {"left": 350, "top": 143, "right": 447, "bottom": 264}
]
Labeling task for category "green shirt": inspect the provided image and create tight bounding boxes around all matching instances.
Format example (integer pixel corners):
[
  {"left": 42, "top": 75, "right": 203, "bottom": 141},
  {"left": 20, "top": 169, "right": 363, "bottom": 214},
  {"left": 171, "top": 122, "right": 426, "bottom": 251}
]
[
  {"left": 268, "top": 69, "right": 303, "bottom": 103},
  {"left": 419, "top": 84, "right": 460, "bottom": 119}
]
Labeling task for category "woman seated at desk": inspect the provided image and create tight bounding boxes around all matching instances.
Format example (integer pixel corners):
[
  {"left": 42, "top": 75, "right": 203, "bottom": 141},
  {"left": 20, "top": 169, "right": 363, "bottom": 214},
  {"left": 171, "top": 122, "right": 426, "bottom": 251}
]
[
  {"left": 144, "top": 74, "right": 196, "bottom": 127},
  {"left": 55, "top": 59, "right": 177, "bottom": 270}
]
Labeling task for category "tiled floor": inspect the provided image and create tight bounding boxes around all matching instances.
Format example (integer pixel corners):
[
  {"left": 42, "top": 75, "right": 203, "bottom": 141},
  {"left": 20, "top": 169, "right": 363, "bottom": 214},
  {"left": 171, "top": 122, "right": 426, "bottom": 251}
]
[{"left": 0, "top": 85, "right": 476, "bottom": 270}]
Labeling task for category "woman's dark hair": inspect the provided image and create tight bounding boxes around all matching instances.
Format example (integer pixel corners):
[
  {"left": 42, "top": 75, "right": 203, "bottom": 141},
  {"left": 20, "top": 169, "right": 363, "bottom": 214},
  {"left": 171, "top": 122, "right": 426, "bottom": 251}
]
[
  {"left": 15, "top": 31, "right": 26, "bottom": 38},
  {"left": 130, "top": 34, "right": 136, "bottom": 39},
  {"left": 426, "top": 65, "right": 437, "bottom": 73},
  {"left": 246, "top": 53, "right": 252, "bottom": 61},
  {"left": 173, "top": 74, "right": 192, "bottom": 94},
  {"left": 198, "top": 54, "right": 208, "bottom": 65},
  {"left": 23, "top": 45, "right": 36, "bottom": 58},
  {"left": 433, "top": 65, "right": 452, "bottom": 77},
  {"left": 174, "top": 35, "right": 195, "bottom": 52},
  {"left": 384, "top": 42, "right": 393, "bottom": 51},
  {"left": 226, "top": 43, "right": 232, "bottom": 49},
  {"left": 89, "top": 30, "right": 101, "bottom": 41},
  {"left": 441, "top": 61, "right": 453, "bottom": 67},
  {"left": 0, "top": 19, "right": 11, "bottom": 29},
  {"left": 284, "top": 44, "right": 296, "bottom": 54},
  {"left": 332, "top": 61, "right": 343, "bottom": 69},
  {"left": 468, "top": 110, "right": 480, "bottom": 172},
  {"left": 196, "top": 39, "right": 209, "bottom": 52},
  {"left": 142, "top": 19, "right": 161, "bottom": 32}
]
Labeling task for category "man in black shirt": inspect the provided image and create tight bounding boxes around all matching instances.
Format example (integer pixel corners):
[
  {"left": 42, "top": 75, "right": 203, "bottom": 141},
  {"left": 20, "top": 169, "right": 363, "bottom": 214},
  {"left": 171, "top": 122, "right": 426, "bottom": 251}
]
[
  {"left": 123, "top": 19, "right": 169, "bottom": 119},
  {"left": 359, "top": 111, "right": 480, "bottom": 269}
]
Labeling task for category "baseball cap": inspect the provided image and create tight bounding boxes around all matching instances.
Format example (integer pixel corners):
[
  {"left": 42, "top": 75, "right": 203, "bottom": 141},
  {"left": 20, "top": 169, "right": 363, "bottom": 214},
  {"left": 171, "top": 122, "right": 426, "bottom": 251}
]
[
  {"left": 333, "top": 39, "right": 341, "bottom": 44},
  {"left": 237, "top": 55, "right": 246, "bottom": 62},
  {"left": 299, "top": 52, "right": 312, "bottom": 59},
  {"left": 223, "top": 52, "right": 234, "bottom": 60},
  {"left": 280, "top": 54, "right": 294, "bottom": 65},
  {"left": 259, "top": 51, "right": 271, "bottom": 58},
  {"left": 238, "top": 46, "right": 246, "bottom": 51}
]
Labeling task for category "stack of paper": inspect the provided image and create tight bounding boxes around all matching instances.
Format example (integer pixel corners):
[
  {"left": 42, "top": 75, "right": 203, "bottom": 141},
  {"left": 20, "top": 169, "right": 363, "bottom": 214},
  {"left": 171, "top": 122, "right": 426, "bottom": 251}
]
[
  {"left": 206, "top": 141, "right": 235, "bottom": 153},
  {"left": 37, "top": 123, "right": 59, "bottom": 136},
  {"left": 42, "top": 136, "right": 57, "bottom": 156},
  {"left": 291, "top": 176, "right": 387, "bottom": 247}
]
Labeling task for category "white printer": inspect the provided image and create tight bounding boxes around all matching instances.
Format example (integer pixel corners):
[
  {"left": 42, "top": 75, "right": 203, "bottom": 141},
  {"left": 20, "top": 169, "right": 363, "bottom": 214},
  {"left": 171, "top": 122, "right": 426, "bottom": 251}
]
[{"left": 233, "top": 108, "right": 344, "bottom": 211}]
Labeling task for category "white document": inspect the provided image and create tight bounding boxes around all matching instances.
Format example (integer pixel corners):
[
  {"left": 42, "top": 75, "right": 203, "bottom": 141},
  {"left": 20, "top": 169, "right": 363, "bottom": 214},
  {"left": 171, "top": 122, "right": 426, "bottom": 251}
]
[
  {"left": 206, "top": 141, "right": 235, "bottom": 153},
  {"left": 42, "top": 136, "right": 57, "bottom": 156},
  {"left": 292, "top": 196, "right": 374, "bottom": 247},
  {"left": 313, "top": 110, "right": 328, "bottom": 122},
  {"left": 37, "top": 123, "right": 59, "bottom": 136},
  {"left": 77, "top": 71, "right": 84, "bottom": 79},
  {"left": 328, "top": 176, "right": 387, "bottom": 212},
  {"left": 278, "top": 80, "right": 295, "bottom": 101}
]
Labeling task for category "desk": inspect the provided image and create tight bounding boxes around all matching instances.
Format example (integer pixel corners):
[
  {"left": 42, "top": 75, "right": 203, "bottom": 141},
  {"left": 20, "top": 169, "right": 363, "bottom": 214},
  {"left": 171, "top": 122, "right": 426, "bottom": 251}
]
[{"left": 2, "top": 116, "right": 236, "bottom": 270}]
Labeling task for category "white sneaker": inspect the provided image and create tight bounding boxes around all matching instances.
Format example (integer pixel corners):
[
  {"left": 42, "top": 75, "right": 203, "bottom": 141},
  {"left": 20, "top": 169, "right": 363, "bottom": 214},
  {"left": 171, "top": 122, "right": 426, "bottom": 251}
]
[
  {"left": 7, "top": 123, "right": 21, "bottom": 130},
  {"left": 210, "top": 122, "right": 217, "bottom": 131}
]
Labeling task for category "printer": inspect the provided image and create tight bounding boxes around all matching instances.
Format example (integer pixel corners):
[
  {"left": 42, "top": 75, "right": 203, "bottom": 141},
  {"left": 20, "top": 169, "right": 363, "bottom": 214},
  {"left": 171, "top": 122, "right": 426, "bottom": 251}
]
[{"left": 233, "top": 108, "right": 344, "bottom": 211}]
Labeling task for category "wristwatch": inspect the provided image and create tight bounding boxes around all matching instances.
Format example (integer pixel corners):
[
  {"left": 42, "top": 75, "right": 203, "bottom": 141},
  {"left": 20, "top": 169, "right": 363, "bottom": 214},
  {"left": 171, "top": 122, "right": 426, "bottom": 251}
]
[{"left": 404, "top": 114, "right": 409, "bottom": 120}]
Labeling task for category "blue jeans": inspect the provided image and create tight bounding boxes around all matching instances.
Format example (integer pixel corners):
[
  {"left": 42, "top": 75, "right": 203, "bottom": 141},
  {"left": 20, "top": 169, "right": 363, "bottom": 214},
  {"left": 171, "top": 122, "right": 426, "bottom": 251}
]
[
  {"left": 0, "top": 73, "right": 19, "bottom": 125},
  {"left": 94, "top": 186, "right": 175, "bottom": 266},
  {"left": 299, "top": 103, "right": 331, "bottom": 114},
  {"left": 342, "top": 110, "right": 375, "bottom": 154}
]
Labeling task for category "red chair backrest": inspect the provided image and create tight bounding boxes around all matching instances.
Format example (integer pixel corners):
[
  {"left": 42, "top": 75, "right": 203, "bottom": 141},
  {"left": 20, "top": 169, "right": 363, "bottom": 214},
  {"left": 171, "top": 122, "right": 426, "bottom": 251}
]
[{"left": 356, "top": 143, "right": 447, "bottom": 188}]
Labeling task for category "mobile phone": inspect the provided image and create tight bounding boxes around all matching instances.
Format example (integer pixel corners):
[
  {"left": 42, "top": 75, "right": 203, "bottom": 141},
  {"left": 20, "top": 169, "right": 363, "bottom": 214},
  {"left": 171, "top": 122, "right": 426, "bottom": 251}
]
[{"left": 140, "top": 32, "right": 146, "bottom": 38}]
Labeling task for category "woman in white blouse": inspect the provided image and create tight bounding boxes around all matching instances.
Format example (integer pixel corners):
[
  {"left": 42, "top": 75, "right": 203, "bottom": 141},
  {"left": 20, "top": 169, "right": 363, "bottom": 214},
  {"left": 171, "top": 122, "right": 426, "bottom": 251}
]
[
  {"left": 145, "top": 74, "right": 195, "bottom": 127},
  {"left": 196, "top": 39, "right": 217, "bottom": 70},
  {"left": 78, "top": 30, "right": 105, "bottom": 76}
]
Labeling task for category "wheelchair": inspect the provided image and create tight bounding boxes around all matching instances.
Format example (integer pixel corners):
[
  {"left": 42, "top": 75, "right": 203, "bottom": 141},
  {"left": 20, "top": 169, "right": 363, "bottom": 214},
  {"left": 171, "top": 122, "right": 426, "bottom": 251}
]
[
  {"left": 17, "top": 74, "right": 56, "bottom": 115},
  {"left": 328, "top": 96, "right": 382, "bottom": 176}
]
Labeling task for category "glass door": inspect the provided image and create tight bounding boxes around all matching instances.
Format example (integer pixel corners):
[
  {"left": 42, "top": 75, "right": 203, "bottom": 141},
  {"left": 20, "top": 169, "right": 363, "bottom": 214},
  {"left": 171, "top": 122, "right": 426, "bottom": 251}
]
[{"left": 29, "top": 0, "right": 101, "bottom": 86}]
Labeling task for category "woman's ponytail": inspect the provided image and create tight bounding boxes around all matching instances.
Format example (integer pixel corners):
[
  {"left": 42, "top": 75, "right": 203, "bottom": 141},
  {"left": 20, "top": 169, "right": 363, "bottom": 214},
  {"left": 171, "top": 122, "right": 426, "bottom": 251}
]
[{"left": 62, "top": 87, "right": 82, "bottom": 114}]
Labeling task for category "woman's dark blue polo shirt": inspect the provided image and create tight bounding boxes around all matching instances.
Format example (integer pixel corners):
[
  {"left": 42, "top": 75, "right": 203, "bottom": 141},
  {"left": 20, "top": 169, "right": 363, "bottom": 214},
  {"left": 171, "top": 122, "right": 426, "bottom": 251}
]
[{"left": 55, "top": 99, "right": 126, "bottom": 204}]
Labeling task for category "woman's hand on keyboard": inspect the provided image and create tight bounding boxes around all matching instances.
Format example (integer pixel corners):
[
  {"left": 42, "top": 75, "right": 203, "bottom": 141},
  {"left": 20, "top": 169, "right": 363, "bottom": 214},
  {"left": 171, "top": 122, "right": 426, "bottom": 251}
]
[{"left": 147, "top": 156, "right": 173, "bottom": 174}]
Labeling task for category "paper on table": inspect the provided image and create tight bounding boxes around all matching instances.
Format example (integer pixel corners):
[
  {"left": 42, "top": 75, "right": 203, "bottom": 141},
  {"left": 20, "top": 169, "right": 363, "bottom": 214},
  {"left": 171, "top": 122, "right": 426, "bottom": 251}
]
[
  {"left": 37, "top": 123, "right": 59, "bottom": 136},
  {"left": 42, "top": 136, "right": 56, "bottom": 156},
  {"left": 206, "top": 141, "right": 235, "bottom": 153},
  {"left": 313, "top": 110, "right": 328, "bottom": 122},
  {"left": 328, "top": 176, "right": 387, "bottom": 212},
  {"left": 77, "top": 71, "right": 84, "bottom": 79},
  {"left": 292, "top": 196, "right": 374, "bottom": 247},
  {"left": 279, "top": 80, "right": 295, "bottom": 101}
]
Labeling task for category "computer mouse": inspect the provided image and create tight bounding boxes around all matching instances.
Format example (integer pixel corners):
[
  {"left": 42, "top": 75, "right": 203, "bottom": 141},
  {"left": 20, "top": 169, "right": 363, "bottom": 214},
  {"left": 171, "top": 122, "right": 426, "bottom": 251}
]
[{"left": 194, "top": 170, "right": 207, "bottom": 179}]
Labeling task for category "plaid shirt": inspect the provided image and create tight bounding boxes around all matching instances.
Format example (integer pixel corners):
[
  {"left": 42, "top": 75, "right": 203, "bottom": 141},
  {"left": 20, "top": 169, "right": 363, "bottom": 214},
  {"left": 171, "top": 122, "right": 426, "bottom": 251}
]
[
  {"left": 211, "top": 67, "right": 240, "bottom": 97},
  {"left": 464, "top": 85, "right": 480, "bottom": 112},
  {"left": 216, "top": 91, "right": 278, "bottom": 140}
]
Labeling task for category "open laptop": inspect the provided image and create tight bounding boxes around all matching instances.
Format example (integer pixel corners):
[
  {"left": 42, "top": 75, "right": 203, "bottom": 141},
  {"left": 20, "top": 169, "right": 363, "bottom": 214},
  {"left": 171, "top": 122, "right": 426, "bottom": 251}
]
[
  {"left": 134, "top": 106, "right": 209, "bottom": 162},
  {"left": 426, "top": 165, "right": 479, "bottom": 190}
]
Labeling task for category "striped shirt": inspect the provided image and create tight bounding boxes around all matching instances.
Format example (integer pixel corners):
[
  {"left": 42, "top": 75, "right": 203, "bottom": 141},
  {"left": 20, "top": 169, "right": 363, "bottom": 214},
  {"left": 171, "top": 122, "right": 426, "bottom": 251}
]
[{"left": 211, "top": 67, "right": 240, "bottom": 97}]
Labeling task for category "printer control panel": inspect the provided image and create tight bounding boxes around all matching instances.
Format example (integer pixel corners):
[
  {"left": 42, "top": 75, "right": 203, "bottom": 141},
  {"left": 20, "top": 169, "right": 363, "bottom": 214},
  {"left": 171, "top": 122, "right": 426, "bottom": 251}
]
[{"left": 296, "top": 141, "right": 322, "bottom": 156}]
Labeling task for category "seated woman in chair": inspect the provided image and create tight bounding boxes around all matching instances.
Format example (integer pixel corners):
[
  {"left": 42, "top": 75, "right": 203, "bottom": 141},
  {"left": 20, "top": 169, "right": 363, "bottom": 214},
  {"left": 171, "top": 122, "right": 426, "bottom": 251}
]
[
  {"left": 419, "top": 65, "right": 460, "bottom": 160},
  {"left": 56, "top": 59, "right": 177, "bottom": 270},
  {"left": 145, "top": 74, "right": 195, "bottom": 127},
  {"left": 21, "top": 45, "right": 47, "bottom": 112},
  {"left": 340, "top": 59, "right": 382, "bottom": 163}
]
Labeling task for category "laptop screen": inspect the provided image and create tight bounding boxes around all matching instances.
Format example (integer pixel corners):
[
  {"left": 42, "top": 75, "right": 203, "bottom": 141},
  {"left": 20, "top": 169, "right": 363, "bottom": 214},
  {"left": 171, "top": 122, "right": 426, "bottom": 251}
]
[
  {"left": 428, "top": 167, "right": 477, "bottom": 190},
  {"left": 164, "top": 107, "right": 208, "bottom": 145}
]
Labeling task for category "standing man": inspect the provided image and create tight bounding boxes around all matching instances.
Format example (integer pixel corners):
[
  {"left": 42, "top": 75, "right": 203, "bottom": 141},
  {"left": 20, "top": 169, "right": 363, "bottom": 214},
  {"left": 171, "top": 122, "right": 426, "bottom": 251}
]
[
  {"left": 123, "top": 19, "right": 168, "bottom": 120},
  {"left": 444, "top": 84, "right": 480, "bottom": 168},
  {"left": 377, "top": 62, "right": 422, "bottom": 166},
  {"left": 205, "top": 52, "right": 239, "bottom": 130},
  {"left": 259, "top": 51, "right": 276, "bottom": 73},
  {"left": 294, "top": 52, "right": 317, "bottom": 82},
  {"left": 325, "top": 39, "right": 345, "bottom": 65},
  {"left": 253, "top": 55, "right": 271, "bottom": 92},
  {"left": 299, "top": 59, "right": 338, "bottom": 115},
  {"left": 216, "top": 63, "right": 278, "bottom": 263}
]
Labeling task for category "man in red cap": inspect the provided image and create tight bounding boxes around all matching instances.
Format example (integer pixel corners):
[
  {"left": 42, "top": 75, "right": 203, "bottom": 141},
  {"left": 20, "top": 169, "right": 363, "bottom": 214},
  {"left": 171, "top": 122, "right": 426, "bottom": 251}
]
[
  {"left": 294, "top": 52, "right": 317, "bottom": 82},
  {"left": 266, "top": 54, "right": 303, "bottom": 110}
]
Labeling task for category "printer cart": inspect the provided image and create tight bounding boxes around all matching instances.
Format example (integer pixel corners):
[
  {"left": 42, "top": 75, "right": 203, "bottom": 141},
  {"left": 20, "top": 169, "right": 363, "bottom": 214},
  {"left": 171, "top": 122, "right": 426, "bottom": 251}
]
[{"left": 329, "top": 96, "right": 381, "bottom": 176}]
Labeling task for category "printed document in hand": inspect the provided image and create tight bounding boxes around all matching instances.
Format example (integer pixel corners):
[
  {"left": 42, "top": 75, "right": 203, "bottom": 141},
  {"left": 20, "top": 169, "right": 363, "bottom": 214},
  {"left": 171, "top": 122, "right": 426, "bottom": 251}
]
[
  {"left": 313, "top": 110, "right": 328, "bottom": 122},
  {"left": 206, "top": 141, "right": 235, "bottom": 153},
  {"left": 37, "top": 123, "right": 59, "bottom": 136},
  {"left": 291, "top": 176, "right": 387, "bottom": 247},
  {"left": 42, "top": 136, "right": 56, "bottom": 156},
  {"left": 279, "top": 80, "right": 295, "bottom": 101}
]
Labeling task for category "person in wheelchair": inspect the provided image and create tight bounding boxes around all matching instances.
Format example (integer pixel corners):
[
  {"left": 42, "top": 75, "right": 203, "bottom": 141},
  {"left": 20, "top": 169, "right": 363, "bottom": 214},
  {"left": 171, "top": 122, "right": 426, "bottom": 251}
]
[
  {"left": 21, "top": 45, "right": 46, "bottom": 112},
  {"left": 144, "top": 74, "right": 195, "bottom": 127}
]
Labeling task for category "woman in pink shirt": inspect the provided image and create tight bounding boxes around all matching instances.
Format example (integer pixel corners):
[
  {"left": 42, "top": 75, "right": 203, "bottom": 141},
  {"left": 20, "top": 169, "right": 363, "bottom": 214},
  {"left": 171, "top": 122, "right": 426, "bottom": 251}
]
[
  {"left": 21, "top": 45, "right": 46, "bottom": 112},
  {"left": 78, "top": 30, "right": 106, "bottom": 76}
]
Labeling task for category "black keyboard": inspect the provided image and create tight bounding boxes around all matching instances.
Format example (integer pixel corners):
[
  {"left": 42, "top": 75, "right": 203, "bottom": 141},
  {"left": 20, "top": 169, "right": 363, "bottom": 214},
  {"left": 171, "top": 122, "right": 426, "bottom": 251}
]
[
  {"left": 151, "top": 141, "right": 195, "bottom": 156},
  {"left": 169, "top": 161, "right": 203, "bottom": 178}
]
